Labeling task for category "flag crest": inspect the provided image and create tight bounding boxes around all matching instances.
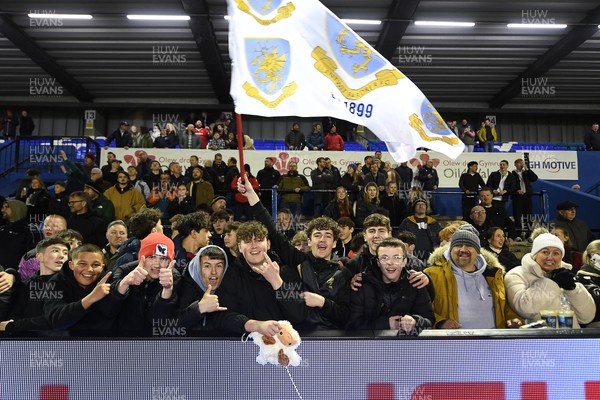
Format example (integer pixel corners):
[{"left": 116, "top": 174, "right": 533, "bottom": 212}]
[{"left": 228, "top": 0, "right": 465, "bottom": 161}]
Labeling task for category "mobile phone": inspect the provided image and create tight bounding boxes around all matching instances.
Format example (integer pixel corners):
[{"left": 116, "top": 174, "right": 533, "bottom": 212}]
[{"left": 524, "top": 152, "right": 530, "bottom": 169}]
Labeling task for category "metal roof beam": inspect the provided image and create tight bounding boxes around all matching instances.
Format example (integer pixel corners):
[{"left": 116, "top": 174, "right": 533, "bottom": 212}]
[
  {"left": 0, "top": 14, "right": 93, "bottom": 102},
  {"left": 181, "top": 0, "right": 231, "bottom": 105},
  {"left": 375, "top": 0, "right": 422, "bottom": 60},
  {"left": 488, "top": 4, "right": 600, "bottom": 108}
]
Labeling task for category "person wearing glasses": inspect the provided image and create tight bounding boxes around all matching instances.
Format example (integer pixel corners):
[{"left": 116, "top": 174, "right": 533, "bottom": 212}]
[
  {"left": 66, "top": 191, "right": 108, "bottom": 248},
  {"left": 346, "top": 238, "right": 434, "bottom": 333},
  {"left": 425, "top": 224, "right": 522, "bottom": 329}
]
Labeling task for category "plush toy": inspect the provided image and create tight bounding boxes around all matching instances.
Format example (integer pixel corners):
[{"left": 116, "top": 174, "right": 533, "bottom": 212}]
[{"left": 248, "top": 320, "right": 302, "bottom": 367}]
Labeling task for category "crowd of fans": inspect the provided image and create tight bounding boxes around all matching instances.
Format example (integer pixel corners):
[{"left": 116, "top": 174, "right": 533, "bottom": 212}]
[{"left": 0, "top": 136, "right": 599, "bottom": 337}]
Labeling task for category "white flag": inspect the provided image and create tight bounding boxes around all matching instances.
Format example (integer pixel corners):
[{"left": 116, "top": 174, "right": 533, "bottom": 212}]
[{"left": 227, "top": 0, "right": 464, "bottom": 161}]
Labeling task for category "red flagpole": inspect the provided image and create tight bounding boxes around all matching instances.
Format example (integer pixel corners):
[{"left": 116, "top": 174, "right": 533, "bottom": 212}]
[{"left": 235, "top": 113, "right": 246, "bottom": 181}]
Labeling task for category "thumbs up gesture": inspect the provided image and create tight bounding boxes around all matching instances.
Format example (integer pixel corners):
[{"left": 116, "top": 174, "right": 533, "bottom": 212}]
[
  {"left": 117, "top": 256, "right": 149, "bottom": 295},
  {"left": 198, "top": 284, "right": 227, "bottom": 314},
  {"left": 159, "top": 260, "right": 176, "bottom": 299}
]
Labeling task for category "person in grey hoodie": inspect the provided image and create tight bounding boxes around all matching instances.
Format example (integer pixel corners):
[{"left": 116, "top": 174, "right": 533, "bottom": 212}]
[
  {"left": 172, "top": 245, "right": 229, "bottom": 331},
  {"left": 425, "top": 224, "right": 522, "bottom": 329}
]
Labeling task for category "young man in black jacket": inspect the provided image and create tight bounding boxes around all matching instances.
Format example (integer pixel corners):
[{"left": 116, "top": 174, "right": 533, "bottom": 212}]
[
  {"left": 2, "top": 237, "right": 69, "bottom": 333},
  {"left": 238, "top": 179, "right": 351, "bottom": 331},
  {"left": 213, "top": 220, "right": 306, "bottom": 336},
  {"left": 346, "top": 238, "right": 434, "bottom": 333}
]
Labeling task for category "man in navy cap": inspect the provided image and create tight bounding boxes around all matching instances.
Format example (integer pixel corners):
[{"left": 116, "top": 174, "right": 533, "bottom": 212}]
[
  {"left": 552, "top": 201, "right": 595, "bottom": 252},
  {"left": 104, "top": 121, "right": 132, "bottom": 149}
]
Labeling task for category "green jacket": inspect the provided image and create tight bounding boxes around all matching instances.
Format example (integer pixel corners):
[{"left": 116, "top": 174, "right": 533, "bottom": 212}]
[
  {"left": 92, "top": 194, "right": 116, "bottom": 222},
  {"left": 278, "top": 174, "right": 309, "bottom": 203}
]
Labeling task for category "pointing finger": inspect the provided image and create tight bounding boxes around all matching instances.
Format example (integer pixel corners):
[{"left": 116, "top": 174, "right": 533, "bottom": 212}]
[{"left": 98, "top": 271, "right": 112, "bottom": 284}]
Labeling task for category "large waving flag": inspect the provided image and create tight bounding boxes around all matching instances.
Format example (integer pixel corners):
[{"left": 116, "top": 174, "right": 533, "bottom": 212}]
[{"left": 227, "top": 0, "right": 464, "bottom": 161}]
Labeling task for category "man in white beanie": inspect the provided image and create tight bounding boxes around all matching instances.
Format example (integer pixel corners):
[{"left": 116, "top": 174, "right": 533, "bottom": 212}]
[
  {"left": 505, "top": 233, "right": 595, "bottom": 328},
  {"left": 425, "top": 224, "right": 522, "bottom": 329}
]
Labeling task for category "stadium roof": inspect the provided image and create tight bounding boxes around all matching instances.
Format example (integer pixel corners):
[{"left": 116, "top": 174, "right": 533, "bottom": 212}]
[{"left": 1, "top": 0, "right": 600, "bottom": 113}]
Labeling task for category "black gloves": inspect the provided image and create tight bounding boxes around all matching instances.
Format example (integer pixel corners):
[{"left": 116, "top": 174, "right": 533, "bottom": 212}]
[{"left": 549, "top": 268, "right": 577, "bottom": 290}]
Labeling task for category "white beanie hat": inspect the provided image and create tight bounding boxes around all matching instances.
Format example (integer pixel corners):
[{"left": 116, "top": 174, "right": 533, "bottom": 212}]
[{"left": 531, "top": 233, "right": 564, "bottom": 257}]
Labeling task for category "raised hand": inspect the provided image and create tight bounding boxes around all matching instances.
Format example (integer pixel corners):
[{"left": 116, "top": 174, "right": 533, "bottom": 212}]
[
  {"left": 250, "top": 253, "right": 282, "bottom": 290},
  {"left": 159, "top": 260, "right": 175, "bottom": 290},
  {"left": 159, "top": 260, "right": 176, "bottom": 299},
  {"left": 198, "top": 284, "right": 227, "bottom": 314},
  {"left": 118, "top": 256, "right": 148, "bottom": 294},
  {"left": 237, "top": 178, "right": 260, "bottom": 205},
  {"left": 82, "top": 272, "right": 112, "bottom": 310}
]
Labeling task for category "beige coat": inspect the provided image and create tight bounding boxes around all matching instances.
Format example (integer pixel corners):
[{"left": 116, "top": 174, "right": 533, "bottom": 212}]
[{"left": 505, "top": 253, "right": 596, "bottom": 327}]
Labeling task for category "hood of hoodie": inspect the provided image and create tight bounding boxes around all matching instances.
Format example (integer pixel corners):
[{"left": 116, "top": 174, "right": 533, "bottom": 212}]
[
  {"left": 118, "top": 237, "right": 140, "bottom": 257},
  {"left": 187, "top": 245, "right": 229, "bottom": 293},
  {"left": 442, "top": 246, "right": 491, "bottom": 301}
]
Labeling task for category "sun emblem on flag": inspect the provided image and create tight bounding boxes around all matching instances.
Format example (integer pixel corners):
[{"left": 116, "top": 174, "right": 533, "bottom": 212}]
[
  {"left": 311, "top": 14, "right": 404, "bottom": 100},
  {"left": 234, "top": 0, "right": 295, "bottom": 25},
  {"left": 243, "top": 39, "right": 297, "bottom": 108}
]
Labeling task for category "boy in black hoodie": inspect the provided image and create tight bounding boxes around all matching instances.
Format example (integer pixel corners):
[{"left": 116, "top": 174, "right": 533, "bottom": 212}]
[
  {"left": 2, "top": 237, "right": 70, "bottom": 333},
  {"left": 173, "top": 245, "right": 229, "bottom": 332},
  {"left": 44, "top": 244, "right": 115, "bottom": 333}
]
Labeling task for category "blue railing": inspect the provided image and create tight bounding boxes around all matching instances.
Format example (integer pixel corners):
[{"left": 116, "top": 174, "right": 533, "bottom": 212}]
[{"left": 0, "top": 136, "right": 101, "bottom": 178}]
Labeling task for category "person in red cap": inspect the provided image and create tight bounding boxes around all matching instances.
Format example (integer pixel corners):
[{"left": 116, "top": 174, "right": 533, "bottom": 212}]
[{"left": 110, "top": 232, "right": 179, "bottom": 334}]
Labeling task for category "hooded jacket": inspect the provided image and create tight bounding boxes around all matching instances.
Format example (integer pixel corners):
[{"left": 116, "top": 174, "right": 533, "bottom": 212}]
[
  {"left": 43, "top": 264, "right": 118, "bottom": 332},
  {"left": 505, "top": 253, "right": 595, "bottom": 328},
  {"left": 425, "top": 245, "right": 521, "bottom": 328},
  {"left": 103, "top": 183, "right": 146, "bottom": 221},
  {"left": 173, "top": 245, "right": 230, "bottom": 331},
  {"left": 0, "top": 201, "right": 35, "bottom": 269}
]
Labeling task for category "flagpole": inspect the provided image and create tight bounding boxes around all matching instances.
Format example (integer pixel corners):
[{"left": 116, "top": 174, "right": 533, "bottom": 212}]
[{"left": 235, "top": 113, "right": 246, "bottom": 181}]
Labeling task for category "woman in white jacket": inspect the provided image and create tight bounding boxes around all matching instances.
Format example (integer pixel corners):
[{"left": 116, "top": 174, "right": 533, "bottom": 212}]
[{"left": 505, "top": 233, "right": 595, "bottom": 327}]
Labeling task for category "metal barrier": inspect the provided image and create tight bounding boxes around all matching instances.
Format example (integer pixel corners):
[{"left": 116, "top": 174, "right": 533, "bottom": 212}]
[{"left": 0, "top": 136, "right": 101, "bottom": 177}]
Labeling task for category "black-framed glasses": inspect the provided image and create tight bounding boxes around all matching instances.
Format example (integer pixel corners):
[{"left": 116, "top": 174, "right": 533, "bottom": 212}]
[{"left": 68, "top": 200, "right": 84, "bottom": 205}]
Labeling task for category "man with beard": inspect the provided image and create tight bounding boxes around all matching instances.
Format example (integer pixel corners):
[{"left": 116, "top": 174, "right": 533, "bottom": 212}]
[
  {"left": 277, "top": 162, "right": 309, "bottom": 219},
  {"left": 186, "top": 166, "right": 214, "bottom": 210},
  {"left": 425, "top": 224, "right": 522, "bottom": 329},
  {"left": 104, "top": 171, "right": 146, "bottom": 221}
]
